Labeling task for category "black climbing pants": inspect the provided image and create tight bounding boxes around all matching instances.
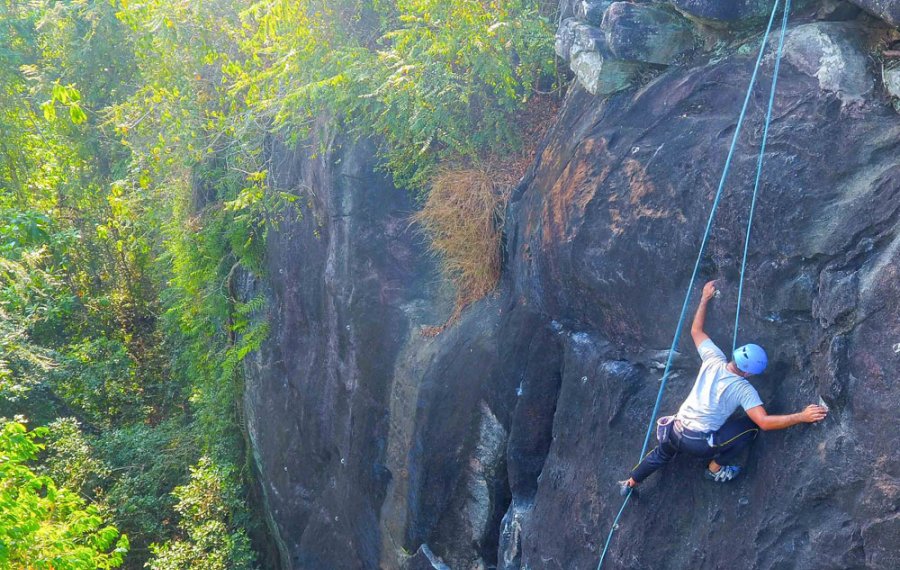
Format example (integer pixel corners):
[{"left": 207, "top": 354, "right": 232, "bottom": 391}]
[{"left": 629, "top": 416, "right": 759, "bottom": 483}]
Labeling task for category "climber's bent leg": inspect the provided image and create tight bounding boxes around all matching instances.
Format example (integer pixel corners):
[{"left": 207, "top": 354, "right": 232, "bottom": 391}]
[
  {"left": 629, "top": 437, "right": 679, "bottom": 484},
  {"left": 709, "top": 416, "right": 759, "bottom": 470}
]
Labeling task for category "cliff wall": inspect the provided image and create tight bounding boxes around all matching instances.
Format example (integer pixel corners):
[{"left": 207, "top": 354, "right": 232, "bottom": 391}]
[{"left": 242, "top": 2, "right": 900, "bottom": 568}]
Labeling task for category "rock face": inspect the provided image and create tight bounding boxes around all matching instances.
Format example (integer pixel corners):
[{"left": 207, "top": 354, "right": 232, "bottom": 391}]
[
  {"left": 240, "top": 133, "right": 452, "bottom": 569},
  {"left": 243, "top": 12, "right": 900, "bottom": 570}
]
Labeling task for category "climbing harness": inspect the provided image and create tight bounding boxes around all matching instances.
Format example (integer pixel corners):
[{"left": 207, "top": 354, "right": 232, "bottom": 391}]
[{"left": 595, "top": 1, "right": 793, "bottom": 567}]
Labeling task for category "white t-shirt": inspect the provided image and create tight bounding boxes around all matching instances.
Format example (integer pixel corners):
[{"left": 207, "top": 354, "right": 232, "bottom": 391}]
[{"left": 676, "top": 339, "right": 763, "bottom": 433}]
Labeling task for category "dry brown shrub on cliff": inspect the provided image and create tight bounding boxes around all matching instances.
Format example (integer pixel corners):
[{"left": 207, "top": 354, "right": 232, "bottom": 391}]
[
  {"left": 414, "top": 166, "right": 512, "bottom": 335},
  {"left": 415, "top": 95, "right": 560, "bottom": 335}
]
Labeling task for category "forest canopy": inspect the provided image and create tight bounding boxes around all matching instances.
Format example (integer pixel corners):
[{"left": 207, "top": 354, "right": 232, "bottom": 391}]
[{"left": 0, "top": 0, "right": 556, "bottom": 567}]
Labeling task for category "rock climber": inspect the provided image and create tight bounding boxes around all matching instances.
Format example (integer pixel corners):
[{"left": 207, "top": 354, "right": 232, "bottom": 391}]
[{"left": 620, "top": 279, "right": 828, "bottom": 494}]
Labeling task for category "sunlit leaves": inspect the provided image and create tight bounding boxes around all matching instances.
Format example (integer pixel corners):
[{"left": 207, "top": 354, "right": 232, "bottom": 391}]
[
  {"left": 0, "top": 420, "right": 129, "bottom": 569},
  {"left": 238, "top": 0, "right": 555, "bottom": 188}
]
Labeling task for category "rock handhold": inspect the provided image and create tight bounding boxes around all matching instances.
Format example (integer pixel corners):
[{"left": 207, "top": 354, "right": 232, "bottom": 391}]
[
  {"left": 574, "top": 0, "right": 613, "bottom": 26},
  {"left": 846, "top": 0, "right": 900, "bottom": 27},
  {"left": 784, "top": 22, "right": 874, "bottom": 103},
  {"left": 601, "top": 2, "right": 696, "bottom": 65}
]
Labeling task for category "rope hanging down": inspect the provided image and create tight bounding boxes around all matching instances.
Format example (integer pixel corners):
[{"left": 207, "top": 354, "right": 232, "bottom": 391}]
[
  {"left": 595, "top": 1, "right": 792, "bottom": 567},
  {"left": 733, "top": 0, "right": 792, "bottom": 354}
]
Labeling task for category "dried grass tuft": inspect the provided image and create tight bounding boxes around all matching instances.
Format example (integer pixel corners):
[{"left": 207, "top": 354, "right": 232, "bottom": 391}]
[
  {"left": 414, "top": 166, "right": 511, "bottom": 334},
  {"left": 415, "top": 95, "right": 561, "bottom": 335}
]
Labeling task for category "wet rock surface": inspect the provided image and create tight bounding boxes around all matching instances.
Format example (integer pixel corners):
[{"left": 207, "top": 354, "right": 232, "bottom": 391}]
[{"left": 243, "top": 8, "right": 900, "bottom": 570}]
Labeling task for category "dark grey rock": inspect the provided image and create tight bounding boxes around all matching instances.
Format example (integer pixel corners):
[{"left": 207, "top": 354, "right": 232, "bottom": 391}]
[
  {"left": 505, "top": 46, "right": 900, "bottom": 568},
  {"left": 570, "top": 20, "right": 607, "bottom": 57},
  {"left": 813, "top": 266, "right": 859, "bottom": 328},
  {"left": 784, "top": 22, "right": 874, "bottom": 103},
  {"left": 574, "top": 0, "right": 613, "bottom": 25},
  {"left": 847, "top": 0, "right": 900, "bottom": 26},
  {"left": 601, "top": 2, "right": 695, "bottom": 64}
]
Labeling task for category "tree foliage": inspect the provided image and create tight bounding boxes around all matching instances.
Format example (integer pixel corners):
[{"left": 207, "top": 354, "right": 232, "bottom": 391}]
[
  {"left": 235, "top": 0, "right": 555, "bottom": 187},
  {"left": 0, "top": 420, "right": 128, "bottom": 569}
]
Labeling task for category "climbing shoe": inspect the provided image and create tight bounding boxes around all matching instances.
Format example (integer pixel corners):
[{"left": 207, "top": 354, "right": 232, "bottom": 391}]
[{"left": 704, "top": 465, "right": 741, "bottom": 483}]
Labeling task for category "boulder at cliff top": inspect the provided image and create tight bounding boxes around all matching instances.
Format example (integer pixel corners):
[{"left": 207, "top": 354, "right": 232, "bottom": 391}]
[
  {"left": 570, "top": 47, "right": 643, "bottom": 95},
  {"left": 784, "top": 22, "right": 874, "bottom": 103},
  {"left": 555, "top": 17, "right": 605, "bottom": 61},
  {"left": 555, "top": 17, "right": 644, "bottom": 95},
  {"left": 602, "top": 2, "right": 695, "bottom": 64},
  {"left": 574, "top": 0, "right": 612, "bottom": 26},
  {"left": 554, "top": 17, "right": 580, "bottom": 60},
  {"left": 848, "top": 0, "right": 900, "bottom": 26},
  {"left": 669, "top": 0, "right": 783, "bottom": 25}
]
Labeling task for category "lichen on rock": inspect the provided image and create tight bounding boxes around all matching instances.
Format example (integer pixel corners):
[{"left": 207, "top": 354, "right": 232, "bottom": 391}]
[{"left": 784, "top": 22, "right": 874, "bottom": 103}]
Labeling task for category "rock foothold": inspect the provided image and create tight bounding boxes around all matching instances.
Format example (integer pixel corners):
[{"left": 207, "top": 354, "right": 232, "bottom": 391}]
[
  {"left": 574, "top": 0, "right": 613, "bottom": 26},
  {"left": 402, "top": 544, "right": 451, "bottom": 570},
  {"left": 846, "top": 0, "right": 900, "bottom": 27},
  {"left": 601, "top": 2, "right": 695, "bottom": 65},
  {"left": 783, "top": 22, "right": 874, "bottom": 103}
]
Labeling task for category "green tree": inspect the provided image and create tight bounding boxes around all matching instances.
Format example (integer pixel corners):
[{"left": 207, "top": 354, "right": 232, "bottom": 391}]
[
  {"left": 147, "top": 457, "right": 255, "bottom": 570},
  {"left": 0, "top": 420, "right": 128, "bottom": 569}
]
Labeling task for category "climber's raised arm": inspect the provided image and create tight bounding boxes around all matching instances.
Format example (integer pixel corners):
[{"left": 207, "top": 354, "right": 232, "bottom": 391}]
[
  {"left": 745, "top": 404, "right": 828, "bottom": 431},
  {"left": 691, "top": 280, "right": 716, "bottom": 348}
]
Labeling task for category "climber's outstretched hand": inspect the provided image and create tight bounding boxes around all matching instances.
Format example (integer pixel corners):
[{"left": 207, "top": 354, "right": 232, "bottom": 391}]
[
  {"left": 701, "top": 280, "right": 718, "bottom": 302},
  {"left": 800, "top": 404, "right": 828, "bottom": 423}
]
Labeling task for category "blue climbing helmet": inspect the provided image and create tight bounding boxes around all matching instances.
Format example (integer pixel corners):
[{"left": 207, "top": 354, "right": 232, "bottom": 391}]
[{"left": 733, "top": 343, "right": 767, "bottom": 375}]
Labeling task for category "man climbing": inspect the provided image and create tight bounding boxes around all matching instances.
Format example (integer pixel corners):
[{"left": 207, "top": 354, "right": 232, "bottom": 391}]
[{"left": 620, "top": 280, "right": 828, "bottom": 494}]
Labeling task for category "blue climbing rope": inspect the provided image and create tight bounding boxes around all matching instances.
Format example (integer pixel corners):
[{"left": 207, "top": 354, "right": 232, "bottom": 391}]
[
  {"left": 733, "top": 0, "right": 793, "bottom": 353},
  {"left": 596, "top": 1, "right": 792, "bottom": 567}
]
